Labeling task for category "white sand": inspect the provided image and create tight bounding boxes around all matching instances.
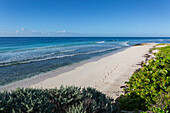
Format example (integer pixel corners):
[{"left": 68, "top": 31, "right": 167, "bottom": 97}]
[
  {"left": 31, "top": 43, "right": 156, "bottom": 99},
  {"left": 155, "top": 45, "right": 167, "bottom": 48},
  {"left": 152, "top": 44, "right": 168, "bottom": 54}
]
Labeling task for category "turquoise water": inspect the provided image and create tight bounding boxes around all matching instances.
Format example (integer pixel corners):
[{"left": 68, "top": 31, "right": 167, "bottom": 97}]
[{"left": 0, "top": 37, "right": 169, "bottom": 85}]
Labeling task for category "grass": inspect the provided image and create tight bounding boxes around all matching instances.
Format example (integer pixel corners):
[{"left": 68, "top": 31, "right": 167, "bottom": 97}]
[{"left": 156, "top": 43, "right": 170, "bottom": 46}]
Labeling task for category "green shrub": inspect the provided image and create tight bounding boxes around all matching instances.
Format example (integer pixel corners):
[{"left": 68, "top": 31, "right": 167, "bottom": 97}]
[
  {"left": 67, "top": 103, "right": 85, "bottom": 113},
  {"left": 118, "top": 45, "right": 170, "bottom": 112},
  {"left": 0, "top": 88, "right": 54, "bottom": 112},
  {"left": 0, "top": 86, "right": 116, "bottom": 113},
  {"left": 117, "top": 92, "right": 147, "bottom": 111}
]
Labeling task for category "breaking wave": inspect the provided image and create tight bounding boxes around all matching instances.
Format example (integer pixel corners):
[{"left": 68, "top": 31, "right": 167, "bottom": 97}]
[
  {"left": 0, "top": 47, "right": 120, "bottom": 67},
  {"left": 96, "top": 41, "right": 105, "bottom": 44},
  {"left": 120, "top": 41, "right": 129, "bottom": 46}
]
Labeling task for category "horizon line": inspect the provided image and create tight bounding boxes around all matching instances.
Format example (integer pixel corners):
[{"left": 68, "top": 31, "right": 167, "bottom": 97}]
[{"left": 0, "top": 36, "right": 170, "bottom": 38}]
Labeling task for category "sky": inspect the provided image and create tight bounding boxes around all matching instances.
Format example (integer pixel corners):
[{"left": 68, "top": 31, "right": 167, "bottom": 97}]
[{"left": 0, "top": 0, "right": 170, "bottom": 37}]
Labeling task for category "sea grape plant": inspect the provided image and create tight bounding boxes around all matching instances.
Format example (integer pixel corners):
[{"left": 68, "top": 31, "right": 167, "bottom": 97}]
[{"left": 118, "top": 45, "right": 170, "bottom": 112}]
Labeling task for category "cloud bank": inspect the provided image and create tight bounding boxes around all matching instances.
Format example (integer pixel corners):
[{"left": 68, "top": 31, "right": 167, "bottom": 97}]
[{"left": 0, "top": 28, "right": 86, "bottom": 37}]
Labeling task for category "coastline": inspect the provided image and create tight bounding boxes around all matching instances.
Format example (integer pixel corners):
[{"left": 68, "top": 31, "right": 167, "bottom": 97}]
[
  {"left": 0, "top": 46, "right": 127, "bottom": 91},
  {"left": 0, "top": 43, "right": 156, "bottom": 99}
]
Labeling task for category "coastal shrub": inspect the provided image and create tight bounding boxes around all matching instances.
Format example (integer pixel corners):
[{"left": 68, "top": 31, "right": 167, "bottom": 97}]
[
  {"left": 117, "top": 45, "right": 170, "bottom": 112},
  {"left": 0, "top": 88, "right": 54, "bottom": 112},
  {"left": 67, "top": 103, "right": 85, "bottom": 113},
  {"left": 117, "top": 92, "right": 147, "bottom": 111},
  {"left": 0, "top": 86, "right": 116, "bottom": 113}
]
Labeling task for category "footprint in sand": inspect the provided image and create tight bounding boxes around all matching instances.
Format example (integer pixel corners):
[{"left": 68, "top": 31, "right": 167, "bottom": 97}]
[
  {"left": 111, "top": 70, "right": 113, "bottom": 73},
  {"left": 105, "top": 82, "right": 108, "bottom": 84}
]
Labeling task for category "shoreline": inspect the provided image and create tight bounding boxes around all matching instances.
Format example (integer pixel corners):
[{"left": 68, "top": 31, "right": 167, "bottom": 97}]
[
  {"left": 31, "top": 43, "right": 156, "bottom": 98},
  {"left": 0, "top": 46, "right": 128, "bottom": 91},
  {"left": 0, "top": 43, "right": 156, "bottom": 99}
]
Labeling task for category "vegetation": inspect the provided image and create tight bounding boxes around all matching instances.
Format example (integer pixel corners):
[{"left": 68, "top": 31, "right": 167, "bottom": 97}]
[
  {"left": 156, "top": 43, "right": 170, "bottom": 46},
  {"left": 0, "top": 86, "right": 116, "bottom": 113},
  {"left": 117, "top": 44, "right": 170, "bottom": 112}
]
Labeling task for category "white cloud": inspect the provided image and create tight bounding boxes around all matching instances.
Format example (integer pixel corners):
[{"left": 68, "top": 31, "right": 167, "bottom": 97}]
[
  {"left": 0, "top": 28, "right": 86, "bottom": 37},
  {"left": 21, "top": 28, "right": 24, "bottom": 31},
  {"left": 57, "top": 30, "right": 66, "bottom": 33}
]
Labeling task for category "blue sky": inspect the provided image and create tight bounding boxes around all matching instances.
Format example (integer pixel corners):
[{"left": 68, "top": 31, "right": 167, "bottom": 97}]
[{"left": 0, "top": 0, "right": 170, "bottom": 37}]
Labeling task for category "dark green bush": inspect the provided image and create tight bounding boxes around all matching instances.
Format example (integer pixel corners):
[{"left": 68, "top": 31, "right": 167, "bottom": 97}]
[
  {"left": 117, "top": 45, "right": 170, "bottom": 112},
  {"left": 0, "top": 88, "right": 54, "bottom": 112},
  {"left": 0, "top": 86, "right": 116, "bottom": 113},
  {"left": 117, "top": 92, "right": 147, "bottom": 111}
]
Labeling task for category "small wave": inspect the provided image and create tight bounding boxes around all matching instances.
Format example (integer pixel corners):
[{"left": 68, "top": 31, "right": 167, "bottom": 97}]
[
  {"left": 120, "top": 41, "right": 129, "bottom": 46},
  {"left": 0, "top": 54, "right": 78, "bottom": 67},
  {"left": 0, "top": 47, "right": 120, "bottom": 67},
  {"left": 106, "top": 40, "right": 117, "bottom": 42},
  {"left": 96, "top": 41, "right": 105, "bottom": 44},
  {"left": 158, "top": 39, "right": 163, "bottom": 42},
  {"left": 0, "top": 49, "right": 77, "bottom": 64},
  {"left": 60, "top": 49, "right": 77, "bottom": 53},
  {"left": 82, "top": 47, "right": 121, "bottom": 55}
]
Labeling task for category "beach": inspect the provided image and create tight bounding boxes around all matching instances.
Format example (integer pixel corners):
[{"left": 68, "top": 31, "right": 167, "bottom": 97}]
[{"left": 0, "top": 43, "right": 156, "bottom": 99}]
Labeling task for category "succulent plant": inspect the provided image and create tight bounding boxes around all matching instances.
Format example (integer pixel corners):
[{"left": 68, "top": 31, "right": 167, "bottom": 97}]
[{"left": 0, "top": 86, "right": 115, "bottom": 113}]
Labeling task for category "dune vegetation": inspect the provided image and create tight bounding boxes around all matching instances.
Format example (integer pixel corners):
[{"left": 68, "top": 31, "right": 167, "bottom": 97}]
[
  {"left": 0, "top": 86, "right": 117, "bottom": 113},
  {"left": 117, "top": 44, "right": 170, "bottom": 112}
]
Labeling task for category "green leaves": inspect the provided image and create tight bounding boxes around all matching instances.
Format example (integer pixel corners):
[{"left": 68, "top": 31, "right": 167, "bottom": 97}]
[
  {"left": 118, "top": 45, "right": 170, "bottom": 112},
  {"left": 0, "top": 86, "right": 115, "bottom": 113}
]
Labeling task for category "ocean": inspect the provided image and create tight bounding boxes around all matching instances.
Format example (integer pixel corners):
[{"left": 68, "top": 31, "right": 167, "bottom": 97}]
[{"left": 0, "top": 37, "right": 169, "bottom": 85}]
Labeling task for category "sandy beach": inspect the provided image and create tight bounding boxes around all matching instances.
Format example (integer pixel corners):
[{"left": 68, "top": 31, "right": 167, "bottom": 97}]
[
  {"left": 31, "top": 43, "right": 156, "bottom": 98},
  {"left": 0, "top": 43, "right": 156, "bottom": 99}
]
